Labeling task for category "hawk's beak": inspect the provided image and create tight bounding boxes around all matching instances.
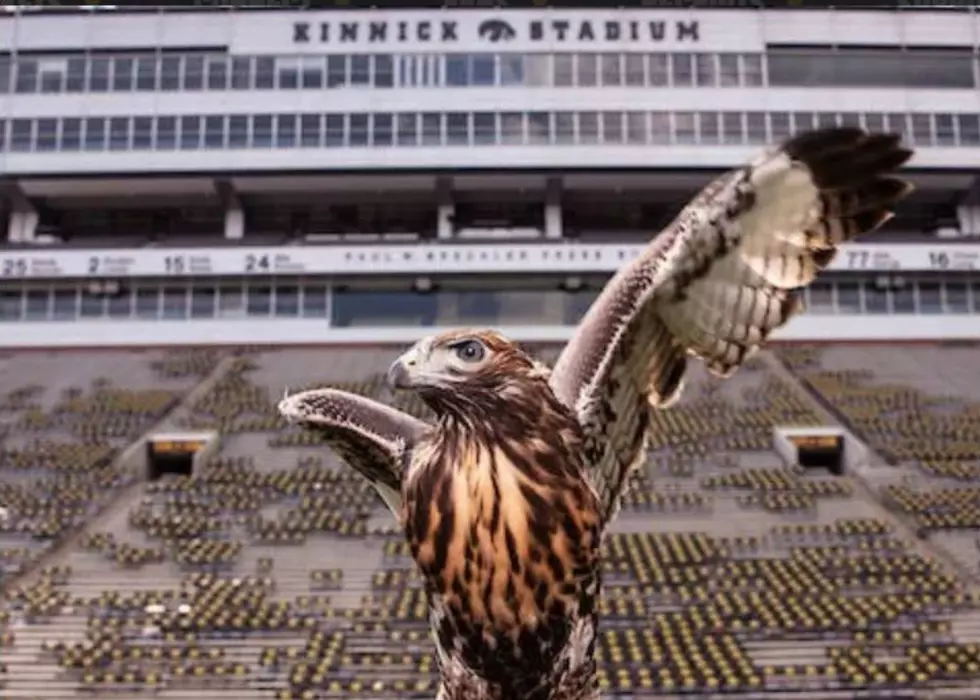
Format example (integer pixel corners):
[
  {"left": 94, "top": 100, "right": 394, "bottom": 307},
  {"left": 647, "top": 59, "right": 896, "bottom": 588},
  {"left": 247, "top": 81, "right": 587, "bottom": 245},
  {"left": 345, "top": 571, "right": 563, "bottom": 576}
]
[{"left": 386, "top": 358, "right": 413, "bottom": 391}]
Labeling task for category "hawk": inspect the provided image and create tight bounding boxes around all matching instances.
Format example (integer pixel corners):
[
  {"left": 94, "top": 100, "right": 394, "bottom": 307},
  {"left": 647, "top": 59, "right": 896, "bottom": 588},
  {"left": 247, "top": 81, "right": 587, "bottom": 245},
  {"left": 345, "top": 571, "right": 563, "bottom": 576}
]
[{"left": 278, "top": 127, "right": 913, "bottom": 700}]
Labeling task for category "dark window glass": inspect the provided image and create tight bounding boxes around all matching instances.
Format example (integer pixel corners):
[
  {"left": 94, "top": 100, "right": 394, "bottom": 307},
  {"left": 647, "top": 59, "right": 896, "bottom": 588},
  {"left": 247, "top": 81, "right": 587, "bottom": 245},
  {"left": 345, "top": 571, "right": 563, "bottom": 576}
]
[
  {"left": 62, "top": 118, "right": 82, "bottom": 151},
  {"left": 83, "top": 118, "right": 106, "bottom": 151},
  {"left": 228, "top": 115, "right": 248, "bottom": 148},
  {"left": 15, "top": 59, "right": 37, "bottom": 93},
  {"left": 52, "top": 289, "right": 77, "bottom": 319},
  {"left": 0, "top": 57, "right": 11, "bottom": 94},
  {"left": 10, "top": 119, "right": 33, "bottom": 151},
  {"left": 806, "top": 281, "right": 834, "bottom": 314},
  {"left": 958, "top": 115, "right": 980, "bottom": 146},
  {"left": 162, "top": 287, "right": 187, "bottom": 319},
  {"left": 864, "top": 281, "right": 889, "bottom": 314},
  {"left": 107, "top": 289, "right": 132, "bottom": 318},
  {"left": 231, "top": 57, "right": 251, "bottom": 89},
  {"left": 671, "top": 53, "right": 693, "bottom": 86},
  {"left": 579, "top": 112, "right": 599, "bottom": 144},
  {"left": 89, "top": 57, "right": 110, "bottom": 92},
  {"left": 446, "top": 54, "right": 468, "bottom": 86},
  {"left": 602, "top": 112, "right": 623, "bottom": 144},
  {"left": 555, "top": 113, "right": 574, "bottom": 145},
  {"left": 374, "top": 55, "right": 393, "bottom": 88},
  {"left": 472, "top": 54, "right": 495, "bottom": 86},
  {"left": 135, "top": 56, "right": 157, "bottom": 91},
  {"left": 301, "top": 57, "right": 324, "bottom": 89},
  {"left": 190, "top": 287, "right": 215, "bottom": 318},
  {"left": 421, "top": 113, "right": 442, "bottom": 146},
  {"left": 36, "top": 118, "right": 57, "bottom": 152},
  {"left": 396, "top": 113, "right": 417, "bottom": 146},
  {"left": 133, "top": 117, "right": 153, "bottom": 149},
  {"left": 109, "top": 117, "right": 130, "bottom": 151},
  {"left": 66, "top": 57, "right": 86, "bottom": 92},
  {"left": 0, "top": 290, "right": 21, "bottom": 320},
  {"left": 501, "top": 112, "right": 524, "bottom": 145},
  {"left": 39, "top": 65, "right": 64, "bottom": 93},
  {"left": 112, "top": 57, "right": 134, "bottom": 91},
  {"left": 554, "top": 55, "right": 573, "bottom": 86},
  {"left": 767, "top": 48, "right": 974, "bottom": 88},
  {"left": 179, "top": 116, "right": 201, "bottom": 150},
  {"left": 135, "top": 288, "right": 158, "bottom": 318},
  {"left": 204, "top": 115, "right": 225, "bottom": 149},
  {"left": 373, "top": 113, "right": 393, "bottom": 147},
  {"left": 648, "top": 54, "right": 668, "bottom": 86},
  {"left": 252, "top": 115, "right": 273, "bottom": 147},
  {"left": 327, "top": 55, "right": 346, "bottom": 87},
  {"left": 276, "top": 114, "right": 297, "bottom": 148},
  {"left": 206, "top": 58, "right": 228, "bottom": 90},
  {"left": 918, "top": 281, "right": 942, "bottom": 314},
  {"left": 935, "top": 113, "right": 955, "bottom": 146},
  {"left": 80, "top": 292, "right": 104, "bottom": 318},
  {"left": 600, "top": 54, "right": 621, "bottom": 87},
  {"left": 183, "top": 56, "right": 204, "bottom": 90},
  {"left": 349, "top": 114, "right": 369, "bottom": 146},
  {"left": 246, "top": 286, "right": 272, "bottom": 316},
  {"left": 278, "top": 61, "right": 299, "bottom": 89},
  {"left": 156, "top": 116, "right": 177, "bottom": 150},
  {"left": 302, "top": 286, "right": 327, "bottom": 317},
  {"left": 325, "top": 114, "right": 345, "bottom": 147},
  {"left": 719, "top": 54, "right": 739, "bottom": 86},
  {"left": 275, "top": 286, "right": 300, "bottom": 317},
  {"left": 24, "top": 289, "right": 49, "bottom": 320},
  {"left": 577, "top": 54, "right": 597, "bottom": 87},
  {"left": 160, "top": 57, "right": 181, "bottom": 90},
  {"left": 300, "top": 114, "right": 321, "bottom": 148},
  {"left": 528, "top": 112, "right": 549, "bottom": 145},
  {"left": 447, "top": 112, "right": 469, "bottom": 146},
  {"left": 500, "top": 55, "right": 525, "bottom": 86},
  {"left": 626, "top": 112, "right": 646, "bottom": 144},
  {"left": 699, "top": 112, "right": 720, "bottom": 145},
  {"left": 350, "top": 55, "right": 370, "bottom": 85},
  {"left": 624, "top": 54, "right": 644, "bottom": 86},
  {"left": 474, "top": 112, "right": 496, "bottom": 145},
  {"left": 254, "top": 57, "right": 275, "bottom": 89},
  {"left": 946, "top": 281, "right": 969, "bottom": 313}
]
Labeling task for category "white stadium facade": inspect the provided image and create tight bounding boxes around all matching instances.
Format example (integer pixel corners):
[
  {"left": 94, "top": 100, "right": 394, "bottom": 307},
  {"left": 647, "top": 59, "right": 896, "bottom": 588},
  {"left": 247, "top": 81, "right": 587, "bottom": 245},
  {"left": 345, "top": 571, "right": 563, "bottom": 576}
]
[{"left": 1, "top": 5, "right": 979, "bottom": 348}]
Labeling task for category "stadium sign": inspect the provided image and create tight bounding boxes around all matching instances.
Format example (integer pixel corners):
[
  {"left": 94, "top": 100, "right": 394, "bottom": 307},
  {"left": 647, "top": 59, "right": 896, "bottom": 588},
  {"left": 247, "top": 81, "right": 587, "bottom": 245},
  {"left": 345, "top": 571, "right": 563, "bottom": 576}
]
[
  {"left": 0, "top": 243, "right": 974, "bottom": 281},
  {"left": 290, "top": 17, "right": 701, "bottom": 47}
]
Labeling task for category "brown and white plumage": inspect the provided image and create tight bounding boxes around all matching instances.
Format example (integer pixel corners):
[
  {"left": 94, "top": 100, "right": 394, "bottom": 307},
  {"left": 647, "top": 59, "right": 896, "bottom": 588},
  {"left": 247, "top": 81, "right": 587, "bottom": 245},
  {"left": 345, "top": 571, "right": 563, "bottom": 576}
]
[
  {"left": 279, "top": 127, "right": 914, "bottom": 699},
  {"left": 277, "top": 389, "right": 430, "bottom": 514},
  {"left": 549, "top": 126, "right": 913, "bottom": 522}
]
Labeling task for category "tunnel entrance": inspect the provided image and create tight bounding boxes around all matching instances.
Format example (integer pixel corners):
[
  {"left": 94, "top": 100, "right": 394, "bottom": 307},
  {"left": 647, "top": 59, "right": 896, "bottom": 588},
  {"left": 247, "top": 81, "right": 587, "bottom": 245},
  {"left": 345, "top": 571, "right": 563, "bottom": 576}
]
[
  {"left": 145, "top": 435, "right": 207, "bottom": 481},
  {"left": 792, "top": 435, "right": 845, "bottom": 476}
]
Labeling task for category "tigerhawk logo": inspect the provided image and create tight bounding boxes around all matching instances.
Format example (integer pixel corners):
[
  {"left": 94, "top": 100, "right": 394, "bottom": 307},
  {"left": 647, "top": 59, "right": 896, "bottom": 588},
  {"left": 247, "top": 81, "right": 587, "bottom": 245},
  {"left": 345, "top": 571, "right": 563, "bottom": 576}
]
[{"left": 478, "top": 19, "right": 517, "bottom": 42}]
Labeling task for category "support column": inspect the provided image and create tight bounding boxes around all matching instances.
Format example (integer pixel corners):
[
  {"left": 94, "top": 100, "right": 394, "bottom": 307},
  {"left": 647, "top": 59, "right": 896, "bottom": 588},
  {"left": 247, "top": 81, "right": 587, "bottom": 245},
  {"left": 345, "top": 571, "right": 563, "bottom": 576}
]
[
  {"left": 956, "top": 174, "right": 980, "bottom": 238},
  {"left": 4, "top": 182, "right": 38, "bottom": 244},
  {"left": 436, "top": 176, "right": 455, "bottom": 241},
  {"left": 216, "top": 179, "right": 244, "bottom": 241},
  {"left": 956, "top": 204, "right": 980, "bottom": 238},
  {"left": 544, "top": 176, "right": 563, "bottom": 240}
]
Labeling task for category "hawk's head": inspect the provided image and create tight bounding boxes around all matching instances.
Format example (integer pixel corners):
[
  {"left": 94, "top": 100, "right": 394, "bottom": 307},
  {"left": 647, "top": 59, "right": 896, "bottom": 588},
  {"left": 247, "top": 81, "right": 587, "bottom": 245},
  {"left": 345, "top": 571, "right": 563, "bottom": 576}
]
[{"left": 387, "top": 329, "right": 550, "bottom": 418}]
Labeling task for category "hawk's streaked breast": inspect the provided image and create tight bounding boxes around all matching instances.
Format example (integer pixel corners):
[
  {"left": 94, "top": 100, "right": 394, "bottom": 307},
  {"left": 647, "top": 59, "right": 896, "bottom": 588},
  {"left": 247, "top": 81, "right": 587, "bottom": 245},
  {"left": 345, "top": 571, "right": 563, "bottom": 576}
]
[{"left": 404, "top": 405, "right": 602, "bottom": 697}]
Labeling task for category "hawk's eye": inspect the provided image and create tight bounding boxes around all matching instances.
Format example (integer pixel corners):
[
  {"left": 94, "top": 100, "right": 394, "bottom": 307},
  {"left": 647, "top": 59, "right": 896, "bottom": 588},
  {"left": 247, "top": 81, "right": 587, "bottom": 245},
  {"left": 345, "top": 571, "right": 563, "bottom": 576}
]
[{"left": 452, "top": 340, "right": 485, "bottom": 363}]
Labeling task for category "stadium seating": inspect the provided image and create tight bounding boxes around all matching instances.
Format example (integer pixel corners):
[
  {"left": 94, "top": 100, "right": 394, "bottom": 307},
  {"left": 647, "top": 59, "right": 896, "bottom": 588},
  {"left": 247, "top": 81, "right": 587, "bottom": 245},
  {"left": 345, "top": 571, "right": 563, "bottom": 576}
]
[{"left": 3, "top": 343, "right": 980, "bottom": 699}]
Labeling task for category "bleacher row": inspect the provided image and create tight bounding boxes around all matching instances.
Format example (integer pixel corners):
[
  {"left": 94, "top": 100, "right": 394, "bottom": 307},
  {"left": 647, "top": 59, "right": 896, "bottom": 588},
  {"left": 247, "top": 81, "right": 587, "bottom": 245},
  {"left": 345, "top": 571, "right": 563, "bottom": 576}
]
[{"left": 2, "top": 343, "right": 980, "bottom": 698}]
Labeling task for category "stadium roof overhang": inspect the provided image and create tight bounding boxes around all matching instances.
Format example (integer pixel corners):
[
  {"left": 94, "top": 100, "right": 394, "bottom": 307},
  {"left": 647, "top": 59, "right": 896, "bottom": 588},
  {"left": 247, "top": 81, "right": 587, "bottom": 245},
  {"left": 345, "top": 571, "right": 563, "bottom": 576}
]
[{"left": 8, "top": 169, "right": 975, "bottom": 202}]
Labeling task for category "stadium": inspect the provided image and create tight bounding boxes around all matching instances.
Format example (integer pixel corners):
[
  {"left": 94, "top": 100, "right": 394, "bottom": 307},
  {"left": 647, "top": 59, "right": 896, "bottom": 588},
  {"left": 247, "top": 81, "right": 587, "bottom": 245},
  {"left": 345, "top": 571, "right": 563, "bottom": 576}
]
[{"left": 3, "top": 4, "right": 980, "bottom": 699}]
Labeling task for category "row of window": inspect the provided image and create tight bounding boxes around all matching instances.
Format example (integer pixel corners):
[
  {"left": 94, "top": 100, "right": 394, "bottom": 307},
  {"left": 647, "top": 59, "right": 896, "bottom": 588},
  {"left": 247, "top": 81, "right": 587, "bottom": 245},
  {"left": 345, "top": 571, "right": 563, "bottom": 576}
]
[
  {"left": 0, "top": 110, "right": 976, "bottom": 155},
  {"left": 0, "top": 52, "right": 765, "bottom": 94},
  {"left": 2, "top": 48, "right": 974, "bottom": 94},
  {"left": 0, "top": 278, "right": 977, "bottom": 324}
]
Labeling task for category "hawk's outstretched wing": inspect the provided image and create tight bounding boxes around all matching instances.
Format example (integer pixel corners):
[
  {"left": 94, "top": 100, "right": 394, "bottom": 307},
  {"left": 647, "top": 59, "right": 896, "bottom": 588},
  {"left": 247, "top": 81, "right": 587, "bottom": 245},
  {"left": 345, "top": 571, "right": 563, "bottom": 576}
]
[
  {"left": 278, "top": 389, "right": 432, "bottom": 516},
  {"left": 549, "top": 127, "right": 914, "bottom": 524}
]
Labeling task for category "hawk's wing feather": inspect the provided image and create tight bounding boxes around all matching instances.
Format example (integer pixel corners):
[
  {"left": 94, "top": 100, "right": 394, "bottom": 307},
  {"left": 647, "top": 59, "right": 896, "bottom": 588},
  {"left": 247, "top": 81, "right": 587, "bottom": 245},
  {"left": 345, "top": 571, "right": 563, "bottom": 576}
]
[
  {"left": 550, "top": 127, "right": 914, "bottom": 524},
  {"left": 278, "top": 389, "right": 431, "bottom": 516}
]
